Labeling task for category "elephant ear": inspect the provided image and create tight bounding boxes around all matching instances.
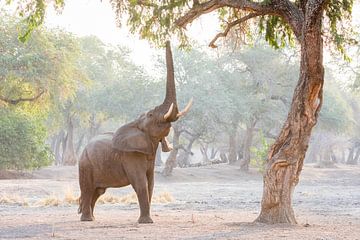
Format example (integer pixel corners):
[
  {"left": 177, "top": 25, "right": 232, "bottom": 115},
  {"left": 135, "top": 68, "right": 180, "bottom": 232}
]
[{"left": 112, "top": 125, "right": 153, "bottom": 155}]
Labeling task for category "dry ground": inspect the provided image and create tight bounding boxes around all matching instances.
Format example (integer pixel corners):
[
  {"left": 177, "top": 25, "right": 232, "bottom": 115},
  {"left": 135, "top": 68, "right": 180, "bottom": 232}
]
[{"left": 0, "top": 164, "right": 359, "bottom": 239}]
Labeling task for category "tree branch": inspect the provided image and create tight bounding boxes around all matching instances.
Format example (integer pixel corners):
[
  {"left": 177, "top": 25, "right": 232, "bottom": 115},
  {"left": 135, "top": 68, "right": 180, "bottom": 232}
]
[
  {"left": 0, "top": 89, "right": 45, "bottom": 105},
  {"left": 176, "top": 0, "right": 304, "bottom": 41},
  {"left": 176, "top": 0, "right": 280, "bottom": 28},
  {"left": 209, "top": 12, "right": 263, "bottom": 48},
  {"left": 270, "top": 95, "right": 289, "bottom": 105}
]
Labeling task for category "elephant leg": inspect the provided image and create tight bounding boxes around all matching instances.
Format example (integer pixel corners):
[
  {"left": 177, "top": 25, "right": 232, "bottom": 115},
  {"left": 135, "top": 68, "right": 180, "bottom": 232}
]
[
  {"left": 80, "top": 191, "right": 94, "bottom": 221},
  {"left": 91, "top": 188, "right": 106, "bottom": 219},
  {"left": 124, "top": 156, "right": 153, "bottom": 224},
  {"left": 128, "top": 174, "right": 152, "bottom": 223},
  {"left": 133, "top": 182, "right": 153, "bottom": 224}
]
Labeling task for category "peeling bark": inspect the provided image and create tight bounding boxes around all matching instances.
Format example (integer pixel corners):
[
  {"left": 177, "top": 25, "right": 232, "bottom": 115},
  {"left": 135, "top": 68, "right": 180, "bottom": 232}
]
[{"left": 256, "top": 11, "right": 325, "bottom": 224}]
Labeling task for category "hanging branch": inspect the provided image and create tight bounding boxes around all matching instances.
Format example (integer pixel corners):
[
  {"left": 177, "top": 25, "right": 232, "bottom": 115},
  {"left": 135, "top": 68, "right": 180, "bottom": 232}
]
[
  {"left": 209, "top": 12, "right": 263, "bottom": 48},
  {"left": 0, "top": 89, "right": 45, "bottom": 105}
]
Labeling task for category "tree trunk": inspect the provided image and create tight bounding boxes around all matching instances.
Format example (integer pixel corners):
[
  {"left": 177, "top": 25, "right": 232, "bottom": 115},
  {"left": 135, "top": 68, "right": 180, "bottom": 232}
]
[
  {"left": 76, "top": 132, "right": 86, "bottom": 155},
  {"left": 240, "top": 118, "right": 257, "bottom": 171},
  {"left": 62, "top": 117, "right": 77, "bottom": 166},
  {"left": 88, "top": 113, "right": 101, "bottom": 141},
  {"left": 200, "top": 143, "right": 210, "bottom": 162},
  {"left": 162, "top": 126, "right": 181, "bottom": 176},
  {"left": 228, "top": 132, "right": 237, "bottom": 165},
  {"left": 54, "top": 130, "right": 65, "bottom": 166},
  {"left": 347, "top": 147, "right": 360, "bottom": 165},
  {"left": 178, "top": 136, "right": 197, "bottom": 167},
  {"left": 210, "top": 147, "right": 218, "bottom": 160},
  {"left": 256, "top": 14, "right": 324, "bottom": 224},
  {"left": 318, "top": 145, "right": 335, "bottom": 168}
]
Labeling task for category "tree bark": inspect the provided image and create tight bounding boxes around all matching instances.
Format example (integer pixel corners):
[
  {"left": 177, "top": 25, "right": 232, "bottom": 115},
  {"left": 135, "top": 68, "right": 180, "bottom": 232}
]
[
  {"left": 162, "top": 126, "right": 181, "bottom": 176},
  {"left": 62, "top": 117, "right": 77, "bottom": 166},
  {"left": 256, "top": 12, "right": 325, "bottom": 224}
]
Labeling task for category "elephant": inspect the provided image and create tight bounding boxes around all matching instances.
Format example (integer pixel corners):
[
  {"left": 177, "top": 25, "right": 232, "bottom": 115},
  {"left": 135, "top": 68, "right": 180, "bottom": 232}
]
[{"left": 78, "top": 41, "right": 192, "bottom": 224}]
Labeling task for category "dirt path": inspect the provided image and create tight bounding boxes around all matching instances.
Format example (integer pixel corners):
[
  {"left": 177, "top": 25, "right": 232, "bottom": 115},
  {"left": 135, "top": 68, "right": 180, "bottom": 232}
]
[{"left": 0, "top": 164, "right": 359, "bottom": 239}]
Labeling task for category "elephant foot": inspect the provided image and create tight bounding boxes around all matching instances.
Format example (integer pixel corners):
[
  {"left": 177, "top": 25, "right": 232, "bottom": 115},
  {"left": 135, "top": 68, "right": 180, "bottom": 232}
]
[
  {"left": 80, "top": 214, "right": 95, "bottom": 221},
  {"left": 138, "top": 216, "right": 153, "bottom": 224}
]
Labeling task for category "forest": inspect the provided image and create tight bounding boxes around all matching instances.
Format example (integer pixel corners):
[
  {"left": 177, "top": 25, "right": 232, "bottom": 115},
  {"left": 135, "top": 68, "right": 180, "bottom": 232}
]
[{"left": 1, "top": 0, "right": 360, "bottom": 239}]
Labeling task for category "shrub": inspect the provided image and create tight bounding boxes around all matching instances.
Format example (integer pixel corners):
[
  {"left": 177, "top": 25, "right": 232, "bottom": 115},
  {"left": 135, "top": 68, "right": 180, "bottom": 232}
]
[
  {"left": 250, "top": 132, "right": 270, "bottom": 174},
  {"left": 0, "top": 108, "right": 53, "bottom": 170}
]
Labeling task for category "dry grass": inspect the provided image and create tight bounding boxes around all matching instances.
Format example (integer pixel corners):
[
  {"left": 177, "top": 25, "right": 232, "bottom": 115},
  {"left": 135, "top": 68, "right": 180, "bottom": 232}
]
[
  {"left": 0, "top": 190, "right": 174, "bottom": 207},
  {"left": 63, "top": 187, "right": 78, "bottom": 205},
  {"left": 0, "top": 194, "right": 28, "bottom": 206},
  {"left": 38, "top": 195, "right": 61, "bottom": 206},
  {"left": 153, "top": 192, "right": 175, "bottom": 203},
  {"left": 98, "top": 192, "right": 175, "bottom": 205}
]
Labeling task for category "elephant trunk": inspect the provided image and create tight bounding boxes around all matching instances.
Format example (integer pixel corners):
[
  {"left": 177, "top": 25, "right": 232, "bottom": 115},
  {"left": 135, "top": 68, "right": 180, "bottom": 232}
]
[{"left": 161, "top": 41, "right": 179, "bottom": 121}]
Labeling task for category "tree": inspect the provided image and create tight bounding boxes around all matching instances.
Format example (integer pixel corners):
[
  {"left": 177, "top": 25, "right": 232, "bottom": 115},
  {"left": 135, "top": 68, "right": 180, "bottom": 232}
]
[
  {"left": 0, "top": 108, "right": 52, "bottom": 170},
  {"left": 0, "top": 15, "right": 84, "bottom": 109},
  {"left": 108, "top": 0, "right": 353, "bottom": 224},
  {"left": 7, "top": 0, "right": 355, "bottom": 225}
]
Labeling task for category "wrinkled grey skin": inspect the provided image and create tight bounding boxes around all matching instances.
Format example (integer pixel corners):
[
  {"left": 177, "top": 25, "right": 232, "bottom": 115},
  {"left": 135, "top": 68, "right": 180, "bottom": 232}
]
[{"left": 78, "top": 41, "right": 186, "bottom": 224}]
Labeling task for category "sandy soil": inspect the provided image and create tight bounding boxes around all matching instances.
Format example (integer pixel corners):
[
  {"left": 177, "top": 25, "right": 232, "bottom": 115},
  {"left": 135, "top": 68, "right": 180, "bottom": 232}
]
[{"left": 0, "top": 164, "right": 359, "bottom": 240}]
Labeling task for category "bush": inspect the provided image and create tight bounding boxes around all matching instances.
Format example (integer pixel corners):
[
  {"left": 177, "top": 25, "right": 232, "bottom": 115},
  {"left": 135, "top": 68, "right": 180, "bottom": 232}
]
[
  {"left": 250, "top": 132, "right": 270, "bottom": 174},
  {"left": 0, "top": 109, "right": 53, "bottom": 170}
]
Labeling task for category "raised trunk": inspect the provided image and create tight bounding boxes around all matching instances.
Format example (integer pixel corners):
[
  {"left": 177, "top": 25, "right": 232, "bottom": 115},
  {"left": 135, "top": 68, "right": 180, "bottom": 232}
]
[
  {"left": 159, "top": 41, "right": 179, "bottom": 121},
  {"left": 62, "top": 117, "right": 77, "bottom": 166},
  {"left": 256, "top": 14, "right": 324, "bottom": 224},
  {"left": 240, "top": 118, "right": 257, "bottom": 171},
  {"left": 162, "top": 126, "right": 181, "bottom": 176}
]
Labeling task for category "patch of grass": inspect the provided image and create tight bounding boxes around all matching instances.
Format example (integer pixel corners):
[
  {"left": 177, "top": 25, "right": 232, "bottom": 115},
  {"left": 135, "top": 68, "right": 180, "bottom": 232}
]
[
  {"left": 97, "top": 191, "right": 175, "bottom": 205},
  {"left": 38, "top": 195, "right": 61, "bottom": 206},
  {"left": 153, "top": 192, "right": 174, "bottom": 203},
  {"left": 0, "top": 194, "right": 28, "bottom": 206},
  {"left": 0, "top": 190, "right": 174, "bottom": 207},
  {"left": 63, "top": 187, "right": 78, "bottom": 205}
]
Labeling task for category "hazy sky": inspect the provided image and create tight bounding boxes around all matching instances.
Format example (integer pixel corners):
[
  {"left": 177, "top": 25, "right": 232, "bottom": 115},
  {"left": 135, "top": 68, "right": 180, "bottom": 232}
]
[{"left": 45, "top": 0, "right": 219, "bottom": 68}]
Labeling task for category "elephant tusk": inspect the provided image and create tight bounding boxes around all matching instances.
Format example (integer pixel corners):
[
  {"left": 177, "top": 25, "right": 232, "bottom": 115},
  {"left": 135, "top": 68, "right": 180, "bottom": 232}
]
[
  {"left": 176, "top": 98, "right": 193, "bottom": 118},
  {"left": 163, "top": 103, "right": 174, "bottom": 120}
]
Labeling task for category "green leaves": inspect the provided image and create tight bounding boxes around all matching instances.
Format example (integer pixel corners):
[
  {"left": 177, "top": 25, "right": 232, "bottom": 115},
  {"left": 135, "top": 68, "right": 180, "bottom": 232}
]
[
  {"left": 0, "top": 109, "right": 52, "bottom": 170},
  {"left": 5, "top": 0, "right": 64, "bottom": 42},
  {"left": 325, "top": 0, "right": 356, "bottom": 60},
  {"left": 259, "top": 16, "right": 295, "bottom": 49}
]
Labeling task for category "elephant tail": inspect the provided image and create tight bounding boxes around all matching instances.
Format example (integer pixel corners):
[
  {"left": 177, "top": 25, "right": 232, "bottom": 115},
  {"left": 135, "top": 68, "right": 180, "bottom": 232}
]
[{"left": 78, "top": 197, "right": 82, "bottom": 214}]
